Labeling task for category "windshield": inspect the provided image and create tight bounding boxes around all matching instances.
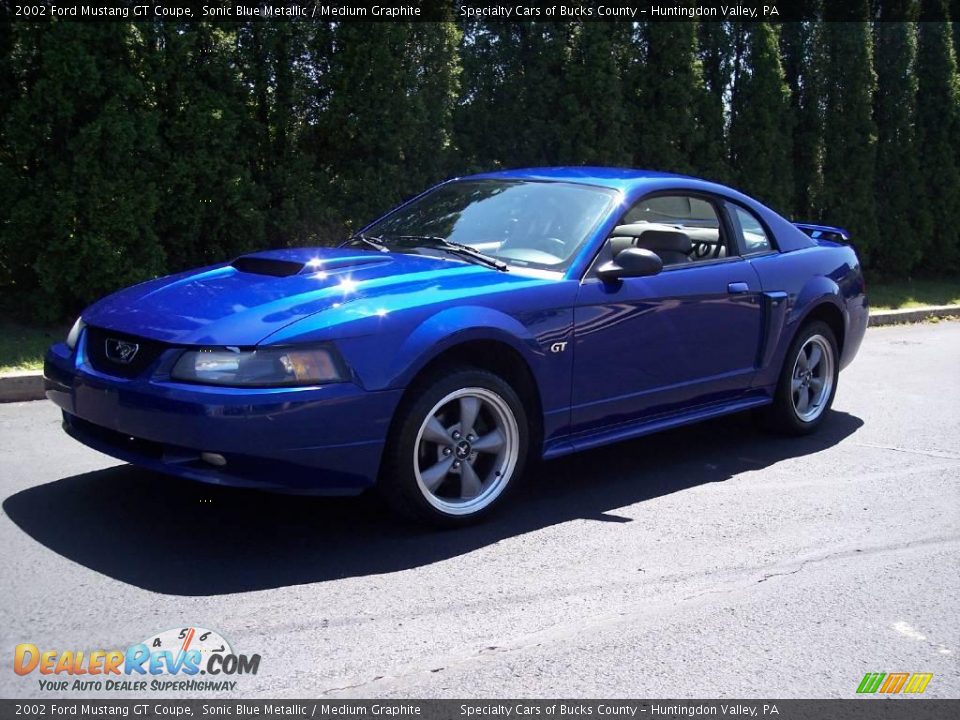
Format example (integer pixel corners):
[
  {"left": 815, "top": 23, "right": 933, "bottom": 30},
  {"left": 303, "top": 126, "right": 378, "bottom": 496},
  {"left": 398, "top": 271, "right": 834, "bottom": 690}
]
[{"left": 363, "top": 179, "right": 618, "bottom": 271}]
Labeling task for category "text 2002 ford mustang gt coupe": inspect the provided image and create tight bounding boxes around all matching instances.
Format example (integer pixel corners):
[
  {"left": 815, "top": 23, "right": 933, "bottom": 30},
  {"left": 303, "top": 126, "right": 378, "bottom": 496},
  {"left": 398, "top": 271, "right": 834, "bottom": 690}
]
[{"left": 45, "top": 167, "right": 867, "bottom": 525}]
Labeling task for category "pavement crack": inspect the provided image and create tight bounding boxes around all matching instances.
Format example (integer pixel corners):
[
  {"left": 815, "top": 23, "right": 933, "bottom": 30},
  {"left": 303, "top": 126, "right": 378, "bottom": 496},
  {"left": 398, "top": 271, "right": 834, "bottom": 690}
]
[
  {"left": 752, "top": 535, "right": 959, "bottom": 587},
  {"left": 319, "top": 676, "right": 386, "bottom": 696},
  {"left": 756, "top": 563, "right": 811, "bottom": 584},
  {"left": 850, "top": 442, "right": 960, "bottom": 460},
  {"left": 685, "top": 535, "right": 958, "bottom": 599}
]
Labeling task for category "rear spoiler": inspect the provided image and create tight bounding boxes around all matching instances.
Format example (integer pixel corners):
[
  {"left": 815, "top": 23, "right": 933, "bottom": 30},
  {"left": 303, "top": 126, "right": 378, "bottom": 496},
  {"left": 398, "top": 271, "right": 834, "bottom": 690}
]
[{"left": 793, "top": 223, "right": 850, "bottom": 242}]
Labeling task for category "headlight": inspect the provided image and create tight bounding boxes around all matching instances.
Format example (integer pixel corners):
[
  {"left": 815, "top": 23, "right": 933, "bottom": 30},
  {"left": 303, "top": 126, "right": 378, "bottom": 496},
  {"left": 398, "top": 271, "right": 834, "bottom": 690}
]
[
  {"left": 171, "top": 344, "right": 347, "bottom": 387},
  {"left": 66, "top": 317, "right": 86, "bottom": 350}
]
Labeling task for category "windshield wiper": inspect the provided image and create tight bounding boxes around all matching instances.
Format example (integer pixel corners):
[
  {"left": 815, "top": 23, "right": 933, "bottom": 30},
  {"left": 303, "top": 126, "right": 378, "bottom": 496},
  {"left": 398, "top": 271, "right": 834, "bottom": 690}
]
[
  {"left": 342, "top": 233, "right": 390, "bottom": 253},
  {"left": 386, "top": 234, "right": 508, "bottom": 271}
]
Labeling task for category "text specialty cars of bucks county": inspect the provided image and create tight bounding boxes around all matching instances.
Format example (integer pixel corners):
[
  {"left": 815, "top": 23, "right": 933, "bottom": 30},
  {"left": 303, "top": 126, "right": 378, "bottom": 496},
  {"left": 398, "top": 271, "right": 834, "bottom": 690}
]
[{"left": 45, "top": 167, "right": 868, "bottom": 526}]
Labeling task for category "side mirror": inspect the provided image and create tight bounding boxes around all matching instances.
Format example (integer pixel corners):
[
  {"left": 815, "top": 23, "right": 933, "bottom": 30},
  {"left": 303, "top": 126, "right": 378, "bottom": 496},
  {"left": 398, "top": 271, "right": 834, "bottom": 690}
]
[{"left": 597, "top": 247, "right": 663, "bottom": 281}]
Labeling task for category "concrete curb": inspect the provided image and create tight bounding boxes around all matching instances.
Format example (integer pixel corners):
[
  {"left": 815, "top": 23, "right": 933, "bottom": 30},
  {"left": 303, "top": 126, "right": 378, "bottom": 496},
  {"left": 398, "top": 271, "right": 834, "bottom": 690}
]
[
  {"left": 866, "top": 304, "right": 960, "bottom": 327},
  {"left": 0, "top": 371, "right": 45, "bottom": 403},
  {"left": 1, "top": 306, "right": 958, "bottom": 403}
]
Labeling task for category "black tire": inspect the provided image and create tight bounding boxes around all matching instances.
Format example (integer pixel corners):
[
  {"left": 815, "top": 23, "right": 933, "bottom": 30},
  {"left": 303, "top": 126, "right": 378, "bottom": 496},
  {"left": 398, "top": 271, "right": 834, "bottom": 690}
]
[
  {"left": 758, "top": 320, "right": 840, "bottom": 436},
  {"left": 379, "top": 367, "right": 529, "bottom": 528}
]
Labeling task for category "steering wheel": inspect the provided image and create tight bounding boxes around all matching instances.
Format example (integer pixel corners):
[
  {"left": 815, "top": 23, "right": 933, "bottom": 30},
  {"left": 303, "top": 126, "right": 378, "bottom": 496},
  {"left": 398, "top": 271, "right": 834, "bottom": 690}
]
[{"left": 692, "top": 242, "right": 712, "bottom": 259}]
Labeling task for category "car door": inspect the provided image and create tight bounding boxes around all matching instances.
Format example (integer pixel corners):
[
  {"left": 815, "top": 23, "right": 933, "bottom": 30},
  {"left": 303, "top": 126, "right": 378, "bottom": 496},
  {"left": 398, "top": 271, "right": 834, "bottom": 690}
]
[{"left": 570, "top": 192, "right": 765, "bottom": 436}]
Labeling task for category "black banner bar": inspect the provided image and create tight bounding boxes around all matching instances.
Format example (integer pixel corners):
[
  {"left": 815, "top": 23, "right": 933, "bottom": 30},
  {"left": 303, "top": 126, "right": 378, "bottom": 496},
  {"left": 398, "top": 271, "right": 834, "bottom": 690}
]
[{"left": 1, "top": 0, "right": 955, "bottom": 23}]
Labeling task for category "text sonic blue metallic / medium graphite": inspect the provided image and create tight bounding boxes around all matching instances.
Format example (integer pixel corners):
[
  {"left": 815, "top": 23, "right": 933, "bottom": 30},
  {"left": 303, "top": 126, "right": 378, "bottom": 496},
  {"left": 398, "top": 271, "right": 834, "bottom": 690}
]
[{"left": 45, "top": 167, "right": 868, "bottom": 525}]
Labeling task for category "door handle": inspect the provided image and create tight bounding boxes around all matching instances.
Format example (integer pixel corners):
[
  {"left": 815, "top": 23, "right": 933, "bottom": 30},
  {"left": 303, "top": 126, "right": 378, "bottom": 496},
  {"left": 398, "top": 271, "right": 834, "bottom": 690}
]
[{"left": 727, "top": 282, "right": 750, "bottom": 294}]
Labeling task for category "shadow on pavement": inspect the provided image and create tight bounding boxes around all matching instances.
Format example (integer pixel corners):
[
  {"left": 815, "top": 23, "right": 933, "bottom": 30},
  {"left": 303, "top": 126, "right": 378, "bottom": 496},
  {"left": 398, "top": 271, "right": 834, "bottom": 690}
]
[{"left": 3, "top": 410, "right": 863, "bottom": 596}]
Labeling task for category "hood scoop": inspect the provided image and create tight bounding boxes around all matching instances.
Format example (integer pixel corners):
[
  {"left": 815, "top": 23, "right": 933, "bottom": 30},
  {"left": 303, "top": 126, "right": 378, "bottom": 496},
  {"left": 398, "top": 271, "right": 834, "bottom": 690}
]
[
  {"left": 232, "top": 253, "right": 392, "bottom": 278},
  {"left": 232, "top": 256, "right": 304, "bottom": 277}
]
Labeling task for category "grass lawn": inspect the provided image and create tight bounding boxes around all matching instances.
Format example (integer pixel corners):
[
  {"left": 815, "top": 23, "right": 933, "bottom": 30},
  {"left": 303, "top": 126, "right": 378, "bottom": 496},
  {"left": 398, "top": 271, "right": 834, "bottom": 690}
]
[
  {"left": 869, "top": 278, "right": 960, "bottom": 311},
  {"left": 0, "top": 320, "right": 67, "bottom": 374}
]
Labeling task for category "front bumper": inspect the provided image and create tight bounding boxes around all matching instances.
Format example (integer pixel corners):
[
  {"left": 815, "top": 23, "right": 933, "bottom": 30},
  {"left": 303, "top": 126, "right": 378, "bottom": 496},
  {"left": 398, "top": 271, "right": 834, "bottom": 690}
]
[{"left": 44, "top": 341, "right": 403, "bottom": 495}]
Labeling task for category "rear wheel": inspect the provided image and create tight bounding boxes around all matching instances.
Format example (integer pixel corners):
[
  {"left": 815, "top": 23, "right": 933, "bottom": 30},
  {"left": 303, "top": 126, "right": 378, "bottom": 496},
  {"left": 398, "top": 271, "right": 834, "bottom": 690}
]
[
  {"left": 379, "top": 368, "right": 529, "bottom": 527},
  {"left": 760, "top": 320, "right": 839, "bottom": 435}
]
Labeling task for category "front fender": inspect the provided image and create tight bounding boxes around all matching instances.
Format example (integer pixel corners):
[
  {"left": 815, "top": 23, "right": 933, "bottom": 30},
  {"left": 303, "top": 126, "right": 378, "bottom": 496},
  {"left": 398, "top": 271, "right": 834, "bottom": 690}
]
[
  {"left": 334, "top": 301, "right": 574, "bottom": 452},
  {"left": 331, "top": 305, "right": 549, "bottom": 393},
  {"left": 390, "top": 306, "right": 545, "bottom": 388}
]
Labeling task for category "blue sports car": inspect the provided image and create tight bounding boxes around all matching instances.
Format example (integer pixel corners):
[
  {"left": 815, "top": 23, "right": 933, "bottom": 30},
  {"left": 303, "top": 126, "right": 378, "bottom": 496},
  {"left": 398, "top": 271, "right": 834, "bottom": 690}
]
[{"left": 45, "top": 167, "right": 868, "bottom": 525}]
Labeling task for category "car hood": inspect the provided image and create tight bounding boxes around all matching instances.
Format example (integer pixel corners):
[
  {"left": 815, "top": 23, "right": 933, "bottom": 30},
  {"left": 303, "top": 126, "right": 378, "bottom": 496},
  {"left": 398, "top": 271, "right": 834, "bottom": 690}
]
[{"left": 82, "top": 248, "right": 530, "bottom": 346}]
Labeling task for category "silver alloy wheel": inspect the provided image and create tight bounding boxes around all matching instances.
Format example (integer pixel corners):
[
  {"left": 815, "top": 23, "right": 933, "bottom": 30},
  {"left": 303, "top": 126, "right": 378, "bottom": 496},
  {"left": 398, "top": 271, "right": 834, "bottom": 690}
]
[
  {"left": 413, "top": 387, "right": 520, "bottom": 516},
  {"left": 791, "top": 334, "right": 835, "bottom": 423}
]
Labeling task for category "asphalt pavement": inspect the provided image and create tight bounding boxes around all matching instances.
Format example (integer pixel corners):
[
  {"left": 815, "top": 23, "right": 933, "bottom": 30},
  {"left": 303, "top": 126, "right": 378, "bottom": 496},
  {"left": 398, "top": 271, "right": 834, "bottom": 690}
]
[{"left": 1, "top": 322, "right": 958, "bottom": 699}]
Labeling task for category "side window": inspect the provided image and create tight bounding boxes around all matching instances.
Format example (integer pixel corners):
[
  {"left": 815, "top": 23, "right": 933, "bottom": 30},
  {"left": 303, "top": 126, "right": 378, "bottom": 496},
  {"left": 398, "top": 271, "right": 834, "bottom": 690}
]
[
  {"left": 730, "top": 204, "right": 773, "bottom": 254},
  {"left": 612, "top": 194, "right": 729, "bottom": 266}
]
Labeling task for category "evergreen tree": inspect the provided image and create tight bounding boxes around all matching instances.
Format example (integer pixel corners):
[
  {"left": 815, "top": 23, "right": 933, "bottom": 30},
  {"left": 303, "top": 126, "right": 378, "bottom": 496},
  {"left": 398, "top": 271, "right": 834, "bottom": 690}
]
[
  {"left": 497, "top": 23, "right": 573, "bottom": 166},
  {"left": 916, "top": 1, "right": 960, "bottom": 270},
  {"left": 147, "top": 22, "right": 266, "bottom": 270},
  {"left": 0, "top": 21, "right": 13, "bottom": 140},
  {"left": 320, "top": 20, "right": 461, "bottom": 229},
  {"left": 697, "top": 21, "right": 734, "bottom": 183},
  {"left": 556, "top": 22, "right": 631, "bottom": 166},
  {"left": 782, "top": 7, "right": 825, "bottom": 220},
  {"left": 631, "top": 21, "right": 708, "bottom": 174},
  {"left": 297, "top": 21, "right": 343, "bottom": 242},
  {"left": 873, "top": 1, "right": 922, "bottom": 277},
  {"left": 820, "top": 5, "right": 879, "bottom": 263},
  {"left": 454, "top": 22, "right": 570, "bottom": 169},
  {"left": 0, "top": 20, "right": 18, "bottom": 294},
  {"left": 953, "top": 0, "right": 960, "bottom": 51},
  {"left": 729, "top": 23, "right": 794, "bottom": 214},
  {"left": 1, "top": 23, "right": 165, "bottom": 321},
  {"left": 401, "top": 20, "right": 462, "bottom": 186},
  {"left": 452, "top": 21, "right": 504, "bottom": 172},
  {"left": 236, "top": 23, "right": 317, "bottom": 247}
]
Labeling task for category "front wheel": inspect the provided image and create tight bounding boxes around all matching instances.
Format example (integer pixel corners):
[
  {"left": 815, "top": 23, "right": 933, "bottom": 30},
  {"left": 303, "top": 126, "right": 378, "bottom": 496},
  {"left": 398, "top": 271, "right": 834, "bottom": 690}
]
[
  {"left": 760, "top": 320, "right": 839, "bottom": 435},
  {"left": 379, "top": 368, "right": 529, "bottom": 527}
]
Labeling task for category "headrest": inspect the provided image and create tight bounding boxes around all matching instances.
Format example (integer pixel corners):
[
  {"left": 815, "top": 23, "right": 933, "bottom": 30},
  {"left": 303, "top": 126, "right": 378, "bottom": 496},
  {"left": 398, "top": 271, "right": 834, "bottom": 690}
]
[
  {"left": 611, "top": 224, "right": 692, "bottom": 253},
  {"left": 636, "top": 229, "right": 692, "bottom": 253}
]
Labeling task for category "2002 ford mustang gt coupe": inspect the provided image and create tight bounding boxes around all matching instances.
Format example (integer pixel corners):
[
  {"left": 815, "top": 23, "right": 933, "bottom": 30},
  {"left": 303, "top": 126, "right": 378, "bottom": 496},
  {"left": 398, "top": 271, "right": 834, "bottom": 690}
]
[{"left": 45, "top": 167, "right": 867, "bottom": 525}]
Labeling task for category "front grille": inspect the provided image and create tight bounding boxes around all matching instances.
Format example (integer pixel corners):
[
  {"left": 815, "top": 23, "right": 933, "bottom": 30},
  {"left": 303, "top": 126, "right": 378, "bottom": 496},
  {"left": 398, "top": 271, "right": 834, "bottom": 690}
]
[{"left": 85, "top": 326, "right": 168, "bottom": 378}]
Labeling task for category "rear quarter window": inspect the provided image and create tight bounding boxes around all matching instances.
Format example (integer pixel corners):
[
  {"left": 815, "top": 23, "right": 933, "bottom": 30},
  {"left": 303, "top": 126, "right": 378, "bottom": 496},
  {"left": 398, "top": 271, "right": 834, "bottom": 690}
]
[{"left": 729, "top": 204, "right": 774, "bottom": 254}]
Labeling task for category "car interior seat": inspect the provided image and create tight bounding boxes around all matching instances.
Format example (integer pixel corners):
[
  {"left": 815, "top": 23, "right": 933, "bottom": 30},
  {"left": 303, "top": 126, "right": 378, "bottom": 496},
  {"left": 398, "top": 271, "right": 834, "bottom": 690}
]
[{"left": 609, "top": 223, "right": 692, "bottom": 265}]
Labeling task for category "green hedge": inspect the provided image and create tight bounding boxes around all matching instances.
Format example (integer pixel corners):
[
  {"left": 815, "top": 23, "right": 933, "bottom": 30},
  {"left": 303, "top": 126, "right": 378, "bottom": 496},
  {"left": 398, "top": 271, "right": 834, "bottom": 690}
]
[{"left": 1, "top": 15, "right": 958, "bottom": 322}]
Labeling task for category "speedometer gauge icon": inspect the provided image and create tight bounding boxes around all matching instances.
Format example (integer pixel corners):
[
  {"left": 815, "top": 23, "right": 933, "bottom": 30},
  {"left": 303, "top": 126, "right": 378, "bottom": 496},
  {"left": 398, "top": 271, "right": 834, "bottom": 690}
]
[{"left": 140, "top": 627, "right": 233, "bottom": 669}]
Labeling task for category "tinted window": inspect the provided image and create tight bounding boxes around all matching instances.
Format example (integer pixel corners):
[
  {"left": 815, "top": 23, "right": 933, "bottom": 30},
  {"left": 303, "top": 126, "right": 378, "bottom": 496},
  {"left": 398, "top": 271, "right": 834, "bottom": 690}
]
[
  {"left": 731, "top": 205, "right": 773, "bottom": 254},
  {"left": 614, "top": 194, "right": 728, "bottom": 264},
  {"left": 365, "top": 180, "right": 617, "bottom": 271}
]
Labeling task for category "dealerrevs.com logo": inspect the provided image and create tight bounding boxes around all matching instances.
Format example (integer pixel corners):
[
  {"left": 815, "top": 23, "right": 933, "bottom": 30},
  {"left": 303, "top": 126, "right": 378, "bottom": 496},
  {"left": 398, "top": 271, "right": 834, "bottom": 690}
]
[
  {"left": 14, "top": 627, "right": 260, "bottom": 693},
  {"left": 857, "top": 672, "right": 934, "bottom": 694}
]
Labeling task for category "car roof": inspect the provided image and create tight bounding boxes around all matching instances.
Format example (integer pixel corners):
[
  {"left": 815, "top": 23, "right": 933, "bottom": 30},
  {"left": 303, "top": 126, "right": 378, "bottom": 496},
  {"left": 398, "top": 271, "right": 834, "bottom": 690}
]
[{"left": 462, "top": 166, "right": 701, "bottom": 193}]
